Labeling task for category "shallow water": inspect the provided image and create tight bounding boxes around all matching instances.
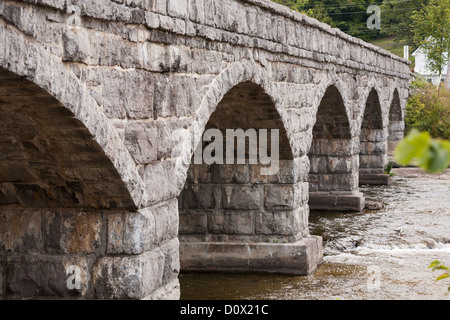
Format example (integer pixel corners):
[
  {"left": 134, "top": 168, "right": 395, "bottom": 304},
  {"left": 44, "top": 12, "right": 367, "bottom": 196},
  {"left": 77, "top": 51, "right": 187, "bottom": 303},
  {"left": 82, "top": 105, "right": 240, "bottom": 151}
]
[{"left": 180, "top": 168, "right": 450, "bottom": 300}]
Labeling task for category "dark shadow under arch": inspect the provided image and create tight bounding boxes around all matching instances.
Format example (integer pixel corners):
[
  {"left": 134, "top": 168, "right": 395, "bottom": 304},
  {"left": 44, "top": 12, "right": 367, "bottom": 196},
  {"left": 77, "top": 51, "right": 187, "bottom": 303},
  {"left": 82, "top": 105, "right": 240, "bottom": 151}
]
[
  {"left": 308, "top": 85, "right": 361, "bottom": 211},
  {"left": 388, "top": 89, "right": 404, "bottom": 155},
  {"left": 178, "top": 81, "right": 314, "bottom": 274},
  {"left": 0, "top": 67, "right": 136, "bottom": 299},
  {"left": 359, "top": 88, "right": 389, "bottom": 186}
]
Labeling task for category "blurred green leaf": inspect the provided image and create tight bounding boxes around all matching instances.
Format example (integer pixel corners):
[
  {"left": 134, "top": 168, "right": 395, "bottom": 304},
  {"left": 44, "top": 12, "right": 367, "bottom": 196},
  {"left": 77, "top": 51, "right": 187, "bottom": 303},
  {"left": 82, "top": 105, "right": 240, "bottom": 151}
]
[
  {"left": 436, "top": 273, "right": 450, "bottom": 281},
  {"left": 429, "top": 261, "right": 442, "bottom": 268},
  {"left": 395, "top": 130, "right": 450, "bottom": 173},
  {"left": 394, "top": 129, "right": 431, "bottom": 165}
]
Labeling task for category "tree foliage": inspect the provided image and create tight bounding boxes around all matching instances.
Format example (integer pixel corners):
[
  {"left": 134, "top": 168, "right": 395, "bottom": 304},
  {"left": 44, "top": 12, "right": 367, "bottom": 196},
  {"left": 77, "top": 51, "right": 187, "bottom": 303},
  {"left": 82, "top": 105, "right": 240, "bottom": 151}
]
[
  {"left": 411, "top": 0, "right": 450, "bottom": 80},
  {"left": 380, "top": 0, "right": 428, "bottom": 41},
  {"left": 271, "top": 0, "right": 382, "bottom": 40}
]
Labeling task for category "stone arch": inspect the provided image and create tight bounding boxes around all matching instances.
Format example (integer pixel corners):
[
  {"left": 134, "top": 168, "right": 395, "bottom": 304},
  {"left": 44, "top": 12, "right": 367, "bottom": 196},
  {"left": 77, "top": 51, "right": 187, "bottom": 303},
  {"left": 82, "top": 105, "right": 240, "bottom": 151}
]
[
  {"left": 308, "top": 84, "right": 363, "bottom": 211},
  {"left": 312, "top": 73, "right": 355, "bottom": 133},
  {"left": 0, "top": 68, "right": 137, "bottom": 299},
  {"left": 173, "top": 60, "right": 296, "bottom": 192},
  {"left": 388, "top": 88, "right": 404, "bottom": 156},
  {"left": 178, "top": 61, "right": 322, "bottom": 275},
  {"left": 0, "top": 26, "right": 145, "bottom": 208},
  {"left": 359, "top": 85, "right": 390, "bottom": 185}
]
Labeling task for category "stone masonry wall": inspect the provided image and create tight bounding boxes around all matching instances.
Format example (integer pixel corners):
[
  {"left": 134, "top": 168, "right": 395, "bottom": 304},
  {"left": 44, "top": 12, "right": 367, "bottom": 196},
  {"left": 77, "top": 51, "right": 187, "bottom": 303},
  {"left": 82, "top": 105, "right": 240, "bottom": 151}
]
[{"left": 0, "top": 0, "right": 411, "bottom": 299}]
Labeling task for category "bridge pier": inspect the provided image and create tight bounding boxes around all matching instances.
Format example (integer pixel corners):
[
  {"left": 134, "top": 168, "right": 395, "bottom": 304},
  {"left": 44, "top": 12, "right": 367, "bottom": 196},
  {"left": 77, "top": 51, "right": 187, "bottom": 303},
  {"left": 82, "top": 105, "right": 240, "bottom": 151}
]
[
  {"left": 180, "top": 236, "right": 322, "bottom": 275},
  {"left": 309, "top": 191, "right": 365, "bottom": 212},
  {"left": 359, "top": 169, "right": 393, "bottom": 186}
]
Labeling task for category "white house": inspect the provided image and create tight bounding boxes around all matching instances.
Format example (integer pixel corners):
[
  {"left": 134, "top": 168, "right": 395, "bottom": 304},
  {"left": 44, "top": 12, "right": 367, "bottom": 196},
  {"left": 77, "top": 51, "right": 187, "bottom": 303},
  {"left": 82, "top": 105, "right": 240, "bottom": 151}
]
[{"left": 412, "top": 45, "right": 448, "bottom": 86}]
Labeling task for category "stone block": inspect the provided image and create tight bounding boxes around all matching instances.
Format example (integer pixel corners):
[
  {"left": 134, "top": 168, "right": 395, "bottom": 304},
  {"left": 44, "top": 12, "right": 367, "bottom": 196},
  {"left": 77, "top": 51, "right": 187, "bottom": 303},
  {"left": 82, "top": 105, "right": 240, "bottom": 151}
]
[
  {"left": 44, "top": 211, "right": 102, "bottom": 254},
  {"left": 62, "top": 29, "right": 90, "bottom": 62},
  {"left": 93, "top": 249, "right": 165, "bottom": 299},
  {"left": 144, "top": 161, "right": 179, "bottom": 205},
  {"left": 160, "top": 238, "right": 180, "bottom": 285},
  {"left": 222, "top": 186, "right": 261, "bottom": 210},
  {"left": 0, "top": 183, "right": 18, "bottom": 205},
  {"left": 314, "top": 173, "right": 358, "bottom": 192},
  {"left": 388, "top": 121, "right": 405, "bottom": 132},
  {"left": 179, "top": 210, "right": 208, "bottom": 234},
  {"left": 309, "top": 191, "right": 365, "bottom": 212},
  {"left": 360, "top": 129, "right": 385, "bottom": 142},
  {"left": 179, "top": 236, "right": 323, "bottom": 275},
  {"left": 264, "top": 185, "right": 295, "bottom": 210},
  {"left": 0, "top": 210, "right": 42, "bottom": 253},
  {"left": 207, "top": 211, "right": 225, "bottom": 234},
  {"left": 210, "top": 164, "right": 249, "bottom": 184},
  {"left": 0, "top": 162, "right": 38, "bottom": 182},
  {"left": 359, "top": 173, "right": 393, "bottom": 186},
  {"left": 0, "top": 263, "right": 3, "bottom": 298},
  {"left": 6, "top": 254, "right": 89, "bottom": 298},
  {"left": 151, "top": 199, "right": 179, "bottom": 245},
  {"left": 168, "top": 0, "right": 188, "bottom": 19},
  {"left": 223, "top": 211, "right": 254, "bottom": 235},
  {"left": 107, "top": 210, "right": 155, "bottom": 255},
  {"left": 181, "top": 185, "right": 217, "bottom": 209},
  {"left": 359, "top": 154, "right": 386, "bottom": 169},
  {"left": 255, "top": 209, "right": 302, "bottom": 236},
  {"left": 143, "top": 278, "right": 180, "bottom": 300},
  {"left": 124, "top": 121, "right": 158, "bottom": 165}
]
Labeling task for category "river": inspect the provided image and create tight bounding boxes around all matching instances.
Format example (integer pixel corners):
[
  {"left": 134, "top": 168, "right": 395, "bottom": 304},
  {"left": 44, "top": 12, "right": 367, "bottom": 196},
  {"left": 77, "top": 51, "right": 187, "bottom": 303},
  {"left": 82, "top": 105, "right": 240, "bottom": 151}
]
[{"left": 180, "top": 168, "right": 450, "bottom": 300}]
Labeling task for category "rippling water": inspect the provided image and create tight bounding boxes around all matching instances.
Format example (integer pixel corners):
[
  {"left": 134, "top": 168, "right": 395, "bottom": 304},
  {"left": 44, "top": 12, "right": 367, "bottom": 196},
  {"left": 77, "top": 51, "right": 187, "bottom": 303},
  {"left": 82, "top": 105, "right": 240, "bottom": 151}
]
[{"left": 180, "top": 168, "right": 450, "bottom": 300}]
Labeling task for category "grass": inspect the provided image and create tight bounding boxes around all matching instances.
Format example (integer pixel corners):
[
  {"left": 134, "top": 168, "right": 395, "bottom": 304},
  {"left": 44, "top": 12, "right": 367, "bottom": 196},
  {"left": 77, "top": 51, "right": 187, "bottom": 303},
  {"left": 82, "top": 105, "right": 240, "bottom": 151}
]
[{"left": 369, "top": 36, "right": 412, "bottom": 58}]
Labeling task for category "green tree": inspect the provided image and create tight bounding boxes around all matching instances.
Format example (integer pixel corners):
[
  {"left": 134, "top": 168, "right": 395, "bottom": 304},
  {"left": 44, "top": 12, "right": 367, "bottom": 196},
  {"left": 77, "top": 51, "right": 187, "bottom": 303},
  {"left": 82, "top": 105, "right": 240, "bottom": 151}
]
[
  {"left": 411, "top": 0, "right": 450, "bottom": 90},
  {"left": 380, "top": 0, "right": 429, "bottom": 42}
]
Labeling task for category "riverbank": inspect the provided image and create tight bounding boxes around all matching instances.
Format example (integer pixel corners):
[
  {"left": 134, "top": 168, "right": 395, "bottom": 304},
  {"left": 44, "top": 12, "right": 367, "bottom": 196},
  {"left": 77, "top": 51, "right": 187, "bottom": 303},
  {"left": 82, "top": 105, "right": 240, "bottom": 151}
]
[{"left": 392, "top": 167, "right": 450, "bottom": 180}]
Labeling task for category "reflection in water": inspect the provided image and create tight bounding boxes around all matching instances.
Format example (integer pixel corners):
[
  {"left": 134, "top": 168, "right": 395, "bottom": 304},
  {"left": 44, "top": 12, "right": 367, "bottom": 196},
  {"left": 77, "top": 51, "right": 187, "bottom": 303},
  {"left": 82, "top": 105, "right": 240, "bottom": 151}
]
[{"left": 180, "top": 169, "right": 450, "bottom": 300}]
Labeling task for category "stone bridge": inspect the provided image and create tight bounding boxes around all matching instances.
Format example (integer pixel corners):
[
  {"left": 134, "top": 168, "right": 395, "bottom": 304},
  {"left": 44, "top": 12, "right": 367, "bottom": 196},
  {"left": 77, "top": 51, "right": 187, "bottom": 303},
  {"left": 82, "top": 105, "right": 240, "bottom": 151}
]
[{"left": 0, "top": 0, "right": 410, "bottom": 299}]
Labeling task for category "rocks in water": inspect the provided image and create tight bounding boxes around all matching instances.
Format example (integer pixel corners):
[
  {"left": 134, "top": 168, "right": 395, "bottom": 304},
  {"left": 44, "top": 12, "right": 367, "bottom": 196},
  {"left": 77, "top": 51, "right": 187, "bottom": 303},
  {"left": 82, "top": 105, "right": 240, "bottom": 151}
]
[{"left": 365, "top": 199, "right": 385, "bottom": 210}]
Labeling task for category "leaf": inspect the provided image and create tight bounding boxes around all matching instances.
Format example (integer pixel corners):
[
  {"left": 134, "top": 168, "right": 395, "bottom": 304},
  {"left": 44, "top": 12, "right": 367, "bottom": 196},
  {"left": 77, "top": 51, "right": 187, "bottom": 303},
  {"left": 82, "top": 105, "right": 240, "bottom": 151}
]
[
  {"left": 394, "top": 129, "right": 431, "bottom": 165},
  {"left": 436, "top": 273, "right": 450, "bottom": 281},
  {"left": 424, "top": 140, "right": 450, "bottom": 173},
  {"left": 433, "top": 265, "right": 449, "bottom": 271},
  {"left": 429, "top": 260, "right": 442, "bottom": 268}
]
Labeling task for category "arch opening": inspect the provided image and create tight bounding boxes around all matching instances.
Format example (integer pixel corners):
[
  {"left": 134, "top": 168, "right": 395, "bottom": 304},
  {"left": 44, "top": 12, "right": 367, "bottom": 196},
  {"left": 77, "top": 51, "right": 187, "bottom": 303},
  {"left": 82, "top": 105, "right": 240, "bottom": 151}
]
[
  {"left": 388, "top": 90, "right": 404, "bottom": 156},
  {"left": 178, "top": 81, "right": 321, "bottom": 275},
  {"left": 308, "top": 86, "right": 363, "bottom": 212},
  {"left": 359, "top": 88, "right": 389, "bottom": 185},
  {"left": 0, "top": 68, "right": 135, "bottom": 299}
]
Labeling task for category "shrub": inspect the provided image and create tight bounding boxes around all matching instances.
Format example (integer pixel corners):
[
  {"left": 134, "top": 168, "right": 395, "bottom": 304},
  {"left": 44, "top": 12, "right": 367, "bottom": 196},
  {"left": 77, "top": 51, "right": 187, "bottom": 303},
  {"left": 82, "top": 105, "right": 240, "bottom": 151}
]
[{"left": 405, "top": 81, "right": 450, "bottom": 140}]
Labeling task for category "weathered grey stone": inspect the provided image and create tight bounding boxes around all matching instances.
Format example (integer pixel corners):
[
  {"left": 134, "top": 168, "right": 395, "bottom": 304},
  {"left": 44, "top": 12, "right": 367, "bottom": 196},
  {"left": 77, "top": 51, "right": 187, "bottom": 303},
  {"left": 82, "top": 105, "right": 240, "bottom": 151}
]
[
  {"left": 0, "top": 262, "right": 4, "bottom": 298},
  {"left": 223, "top": 211, "right": 254, "bottom": 235},
  {"left": 0, "top": 0, "right": 411, "bottom": 300},
  {"left": 0, "top": 210, "right": 41, "bottom": 253},
  {"left": 124, "top": 121, "right": 158, "bottom": 164},
  {"left": 62, "top": 29, "right": 90, "bottom": 62},
  {"left": 107, "top": 210, "right": 155, "bottom": 255},
  {"left": 359, "top": 173, "right": 393, "bottom": 186},
  {"left": 44, "top": 211, "right": 102, "bottom": 254},
  {"left": 264, "top": 185, "right": 295, "bottom": 210},
  {"left": 180, "top": 236, "right": 323, "bottom": 275},
  {"left": 309, "top": 191, "right": 365, "bottom": 212},
  {"left": 179, "top": 210, "right": 208, "bottom": 234},
  {"left": 6, "top": 255, "right": 89, "bottom": 298},
  {"left": 255, "top": 209, "right": 303, "bottom": 237},
  {"left": 222, "top": 186, "right": 261, "bottom": 210},
  {"left": 93, "top": 249, "right": 165, "bottom": 300}
]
